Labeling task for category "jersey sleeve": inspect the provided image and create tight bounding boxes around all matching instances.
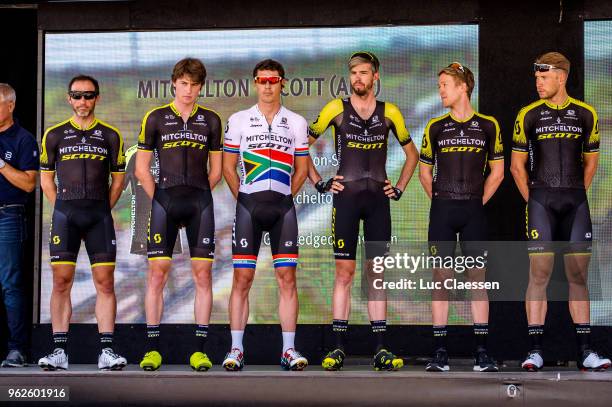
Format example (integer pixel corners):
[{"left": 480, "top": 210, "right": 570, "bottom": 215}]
[
  {"left": 293, "top": 115, "right": 310, "bottom": 157},
  {"left": 208, "top": 110, "right": 223, "bottom": 153},
  {"left": 108, "top": 128, "right": 126, "bottom": 173},
  {"left": 17, "top": 131, "right": 40, "bottom": 171},
  {"left": 223, "top": 113, "right": 241, "bottom": 154},
  {"left": 384, "top": 102, "right": 412, "bottom": 146},
  {"left": 308, "top": 98, "right": 343, "bottom": 139},
  {"left": 137, "top": 109, "right": 158, "bottom": 151},
  {"left": 486, "top": 116, "right": 504, "bottom": 161},
  {"left": 40, "top": 126, "right": 59, "bottom": 172},
  {"left": 419, "top": 119, "right": 435, "bottom": 166},
  {"left": 512, "top": 108, "right": 529, "bottom": 153},
  {"left": 583, "top": 105, "right": 600, "bottom": 154}
]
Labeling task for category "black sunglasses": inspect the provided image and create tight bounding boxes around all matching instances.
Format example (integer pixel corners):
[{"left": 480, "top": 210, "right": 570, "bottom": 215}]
[
  {"left": 68, "top": 91, "right": 98, "bottom": 100},
  {"left": 349, "top": 51, "right": 380, "bottom": 71}
]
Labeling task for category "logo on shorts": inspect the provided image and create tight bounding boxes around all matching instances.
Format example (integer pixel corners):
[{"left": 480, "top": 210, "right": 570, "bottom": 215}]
[
  {"left": 111, "top": 240, "right": 116, "bottom": 245},
  {"left": 202, "top": 238, "right": 210, "bottom": 244},
  {"left": 240, "top": 238, "right": 248, "bottom": 248},
  {"left": 585, "top": 232, "right": 592, "bottom": 239},
  {"left": 4, "top": 151, "right": 12, "bottom": 160},
  {"left": 284, "top": 241, "right": 293, "bottom": 247}
]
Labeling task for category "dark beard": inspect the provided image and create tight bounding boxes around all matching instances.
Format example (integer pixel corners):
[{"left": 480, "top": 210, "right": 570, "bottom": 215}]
[{"left": 351, "top": 82, "right": 372, "bottom": 96}]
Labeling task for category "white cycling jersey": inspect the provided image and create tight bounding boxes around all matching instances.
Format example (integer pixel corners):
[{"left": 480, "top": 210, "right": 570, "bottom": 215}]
[{"left": 223, "top": 104, "right": 309, "bottom": 195}]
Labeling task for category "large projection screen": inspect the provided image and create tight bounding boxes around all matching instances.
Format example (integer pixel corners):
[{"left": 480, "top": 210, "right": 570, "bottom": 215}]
[
  {"left": 586, "top": 20, "right": 612, "bottom": 325},
  {"left": 40, "top": 25, "right": 479, "bottom": 324}
]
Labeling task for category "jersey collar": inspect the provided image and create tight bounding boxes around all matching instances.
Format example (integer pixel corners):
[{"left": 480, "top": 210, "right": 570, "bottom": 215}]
[
  {"left": 543, "top": 97, "right": 572, "bottom": 110},
  {"left": 449, "top": 111, "right": 475, "bottom": 123},
  {"left": 254, "top": 104, "right": 284, "bottom": 124},
  {"left": 69, "top": 117, "right": 99, "bottom": 130},
  {"left": 170, "top": 101, "right": 199, "bottom": 118}
]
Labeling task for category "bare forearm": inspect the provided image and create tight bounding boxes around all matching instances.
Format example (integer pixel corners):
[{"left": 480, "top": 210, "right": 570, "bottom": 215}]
[
  {"left": 291, "top": 171, "right": 307, "bottom": 196},
  {"left": 396, "top": 157, "right": 417, "bottom": 191},
  {"left": 307, "top": 155, "right": 322, "bottom": 184},
  {"left": 483, "top": 173, "right": 503, "bottom": 204},
  {"left": 223, "top": 168, "right": 240, "bottom": 198},
  {"left": 108, "top": 181, "right": 123, "bottom": 208},
  {"left": 419, "top": 166, "right": 433, "bottom": 199},
  {"left": 0, "top": 165, "right": 36, "bottom": 192},
  {"left": 510, "top": 167, "right": 529, "bottom": 201},
  {"left": 41, "top": 177, "right": 57, "bottom": 205}
]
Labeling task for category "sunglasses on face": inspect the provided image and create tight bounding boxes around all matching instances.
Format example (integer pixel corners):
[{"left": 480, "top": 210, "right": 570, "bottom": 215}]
[
  {"left": 68, "top": 91, "right": 98, "bottom": 100},
  {"left": 254, "top": 76, "right": 283, "bottom": 85},
  {"left": 533, "top": 63, "right": 566, "bottom": 72}
]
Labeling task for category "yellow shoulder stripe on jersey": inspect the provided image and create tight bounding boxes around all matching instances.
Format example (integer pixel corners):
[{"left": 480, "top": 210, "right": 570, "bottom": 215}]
[
  {"left": 475, "top": 112, "right": 503, "bottom": 155},
  {"left": 384, "top": 102, "right": 411, "bottom": 145},
  {"left": 309, "top": 98, "right": 344, "bottom": 138},
  {"left": 97, "top": 119, "right": 126, "bottom": 166},
  {"left": 138, "top": 103, "right": 172, "bottom": 145},
  {"left": 40, "top": 118, "right": 72, "bottom": 165},
  {"left": 570, "top": 98, "right": 600, "bottom": 146},
  {"left": 420, "top": 113, "right": 449, "bottom": 161},
  {"left": 513, "top": 100, "right": 546, "bottom": 147}
]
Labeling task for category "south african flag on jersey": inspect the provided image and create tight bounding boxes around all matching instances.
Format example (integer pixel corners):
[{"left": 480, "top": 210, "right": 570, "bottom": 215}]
[{"left": 242, "top": 149, "right": 293, "bottom": 186}]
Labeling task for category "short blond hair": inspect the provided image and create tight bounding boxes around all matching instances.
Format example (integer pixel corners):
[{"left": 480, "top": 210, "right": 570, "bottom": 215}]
[{"left": 536, "top": 52, "right": 570, "bottom": 73}]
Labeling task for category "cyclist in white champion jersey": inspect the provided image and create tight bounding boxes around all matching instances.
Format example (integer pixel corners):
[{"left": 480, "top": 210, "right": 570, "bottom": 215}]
[{"left": 222, "top": 59, "right": 309, "bottom": 371}]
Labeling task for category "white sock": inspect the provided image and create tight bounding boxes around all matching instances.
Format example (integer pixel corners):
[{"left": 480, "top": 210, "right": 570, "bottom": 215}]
[
  {"left": 231, "top": 330, "right": 244, "bottom": 352},
  {"left": 282, "top": 331, "right": 295, "bottom": 353}
]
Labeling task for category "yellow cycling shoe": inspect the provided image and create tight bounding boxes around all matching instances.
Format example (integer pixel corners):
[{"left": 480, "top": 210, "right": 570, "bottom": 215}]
[
  {"left": 140, "top": 350, "right": 162, "bottom": 371},
  {"left": 190, "top": 351, "right": 212, "bottom": 371}
]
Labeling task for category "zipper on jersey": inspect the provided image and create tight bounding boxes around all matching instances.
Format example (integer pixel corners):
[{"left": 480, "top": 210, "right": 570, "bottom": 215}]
[
  {"left": 82, "top": 129, "right": 86, "bottom": 198},
  {"left": 268, "top": 123, "right": 272, "bottom": 190},
  {"left": 182, "top": 121, "right": 187, "bottom": 184}
]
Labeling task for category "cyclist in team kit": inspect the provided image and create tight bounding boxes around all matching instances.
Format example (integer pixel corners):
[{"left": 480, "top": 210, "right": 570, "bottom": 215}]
[
  {"left": 39, "top": 75, "right": 127, "bottom": 371},
  {"left": 222, "top": 59, "right": 309, "bottom": 371},
  {"left": 136, "top": 58, "right": 222, "bottom": 371},
  {"left": 309, "top": 51, "right": 419, "bottom": 371},
  {"left": 419, "top": 62, "right": 504, "bottom": 372},
  {"left": 511, "top": 52, "right": 610, "bottom": 371}
]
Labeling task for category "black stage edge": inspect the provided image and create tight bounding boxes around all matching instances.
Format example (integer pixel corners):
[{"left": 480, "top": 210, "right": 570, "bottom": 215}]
[
  {"left": 31, "top": 324, "right": 612, "bottom": 365},
  {"left": 2, "top": 364, "right": 612, "bottom": 406}
]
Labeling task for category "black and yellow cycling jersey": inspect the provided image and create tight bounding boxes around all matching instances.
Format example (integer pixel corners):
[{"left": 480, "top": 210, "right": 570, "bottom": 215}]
[
  {"left": 40, "top": 118, "right": 125, "bottom": 200},
  {"left": 420, "top": 112, "right": 503, "bottom": 200},
  {"left": 137, "top": 102, "right": 222, "bottom": 190},
  {"left": 308, "top": 98, "right": 412, "bottom": 183},
  {"left": 512, "top": 97, "right": 599, "bottom": 189}
]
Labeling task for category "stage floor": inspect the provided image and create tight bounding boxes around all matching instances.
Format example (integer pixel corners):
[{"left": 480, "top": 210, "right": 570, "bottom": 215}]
[{"left": 1, "top": 361, "right": 611, "bottom": 406}]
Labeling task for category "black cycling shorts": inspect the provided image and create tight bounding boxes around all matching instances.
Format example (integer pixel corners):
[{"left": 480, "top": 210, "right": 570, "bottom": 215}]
[
  {"left": 232, "top": 191, "right": 298, "bottom": 269},
  {"left": 428, "top": 198, "right": 487, "bottom": 259},
  {"left": 49, "top": 199, "right": 116, "bottom": 267},
  {"left": 526, "top": 188, "right": 592, "bottom": 255},
  {"left": 332, "top": 180, "right": 391, "bottom": 260},
  {"left": 147, "top": 186, "right": 215, "bottom": 260}
]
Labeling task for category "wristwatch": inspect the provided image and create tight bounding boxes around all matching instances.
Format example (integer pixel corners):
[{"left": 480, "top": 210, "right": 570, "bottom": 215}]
[{"left": 0, "top": 158, "right": 5, "bottom": 169}]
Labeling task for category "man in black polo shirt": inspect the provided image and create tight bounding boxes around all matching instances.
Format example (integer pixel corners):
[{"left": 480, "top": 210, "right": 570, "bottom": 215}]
[{"left": 0, "top": 83, "right": 38, "bottom": 368}]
